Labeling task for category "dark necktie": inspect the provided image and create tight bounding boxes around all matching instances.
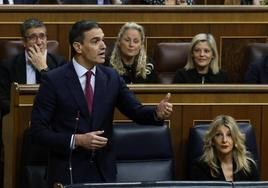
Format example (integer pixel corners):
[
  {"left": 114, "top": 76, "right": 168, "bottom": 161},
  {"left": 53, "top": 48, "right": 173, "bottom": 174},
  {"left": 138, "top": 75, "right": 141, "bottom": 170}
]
[{"left": 85, "top": 71, "right": 94, "bottom": 114}]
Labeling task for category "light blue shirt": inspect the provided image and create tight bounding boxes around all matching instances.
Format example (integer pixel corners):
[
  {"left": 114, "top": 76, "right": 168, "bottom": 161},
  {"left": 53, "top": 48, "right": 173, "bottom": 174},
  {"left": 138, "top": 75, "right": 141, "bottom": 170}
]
[
  {"left": 25, "top": 50, "right": 47, "bottom": 84},
  {"left": 98, "top": 0, "right": 104, "bottom": 4}
]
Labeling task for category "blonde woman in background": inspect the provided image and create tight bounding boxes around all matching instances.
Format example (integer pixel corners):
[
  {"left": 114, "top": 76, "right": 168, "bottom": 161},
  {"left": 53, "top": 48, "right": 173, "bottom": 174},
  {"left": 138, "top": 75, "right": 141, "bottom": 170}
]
[
  {"left": 173, "top": 33, "right": 229, "bottom": 84},
  {"left": 189, "top": 115, "right": 259, "bottom": 181},
  {"left": 110, "top": 22, "right": 158, "bottom": 84},
  {"left": 225, "top": 0, "right": 265, "bottom": 5}
]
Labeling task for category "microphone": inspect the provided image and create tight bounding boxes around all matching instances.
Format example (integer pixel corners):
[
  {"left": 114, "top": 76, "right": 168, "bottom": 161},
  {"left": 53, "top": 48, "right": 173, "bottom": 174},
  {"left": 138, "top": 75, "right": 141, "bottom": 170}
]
[{"left": 69, "top": 111, "right": 80, "bottom": 185}]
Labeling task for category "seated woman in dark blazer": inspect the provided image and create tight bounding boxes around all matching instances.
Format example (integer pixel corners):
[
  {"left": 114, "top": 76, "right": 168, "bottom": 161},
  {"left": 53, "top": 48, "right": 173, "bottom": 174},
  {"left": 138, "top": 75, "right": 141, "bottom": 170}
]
[
  {"left": 109, "top": 22, "right": 158, "bottom": 84},
  {"left": 173, "top": 33, "right": 230, "bottom": 84},
  {"left": 189, "top": 115, "right": 259, "bottom": 181}
]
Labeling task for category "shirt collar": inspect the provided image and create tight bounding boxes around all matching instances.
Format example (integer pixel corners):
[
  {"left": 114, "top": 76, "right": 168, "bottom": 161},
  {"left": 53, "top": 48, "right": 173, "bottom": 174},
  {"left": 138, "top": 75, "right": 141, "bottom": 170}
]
[{"left": 72, "top": 57, "right": 96, "bottom": 78}]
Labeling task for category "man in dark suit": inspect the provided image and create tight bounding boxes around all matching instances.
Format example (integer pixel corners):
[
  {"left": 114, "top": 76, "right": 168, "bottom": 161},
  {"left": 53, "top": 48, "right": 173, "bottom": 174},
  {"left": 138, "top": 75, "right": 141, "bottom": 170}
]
[
  {"left": 30, "top": 20, "right": 173, "bottom": 187},
  {"left": 0, "top": 18, "right": 65, "bottom": 117}
]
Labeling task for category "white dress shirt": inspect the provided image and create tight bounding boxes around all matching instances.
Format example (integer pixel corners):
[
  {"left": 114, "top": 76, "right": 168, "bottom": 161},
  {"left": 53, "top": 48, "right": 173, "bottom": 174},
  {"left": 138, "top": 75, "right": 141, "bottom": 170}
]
[
  {"left": 98, "top": 0, "right": 104, "bottom": 4},
  {"left": 72, "top": 57, "right": 96, "bottom": 94},
  {"left": 0, "top": 0, "right": 14, "bottom": 4},
  {"left": 70, "top": 58, "right": 96, "bottom": 149},
  {"left": 25, "top": 50, "right": 47, "bottom": 84}
]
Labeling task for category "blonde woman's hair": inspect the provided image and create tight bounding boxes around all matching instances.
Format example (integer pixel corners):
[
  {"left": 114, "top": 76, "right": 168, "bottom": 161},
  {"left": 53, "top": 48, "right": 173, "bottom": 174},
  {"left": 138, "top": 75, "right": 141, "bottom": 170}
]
[
  {"left": 201, "top": 115, "right": 256, "bottom": 178},
  {"left": 185, "top": 33, "right": 219, "bottom": 74},
  {"left": 110, "top": 22, "right": 151, "bottom": 79}
]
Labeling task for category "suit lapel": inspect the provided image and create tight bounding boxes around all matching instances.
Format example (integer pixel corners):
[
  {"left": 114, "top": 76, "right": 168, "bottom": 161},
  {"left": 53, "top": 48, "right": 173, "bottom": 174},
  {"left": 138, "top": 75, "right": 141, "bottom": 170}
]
[
  {"left": 14, "top": 54, "right": 27, "bottom": 84},
  {"left": 46, "top": 53, "right": 57, "bottom": 69},
  {"left": 91, "top": 65, "right": 108, "bottom": 131},
  {"left": 104, "top": 0, "right": 110, "bottom": 4},
  {"left": 65, "top": 62, "right": 90, "bottom": 120}
]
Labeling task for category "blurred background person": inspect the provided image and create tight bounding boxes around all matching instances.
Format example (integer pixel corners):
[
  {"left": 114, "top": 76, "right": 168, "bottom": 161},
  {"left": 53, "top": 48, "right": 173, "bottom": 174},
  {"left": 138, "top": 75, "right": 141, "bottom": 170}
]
[
  {"left": 189, "top": 115, "right": 259, "bottom": 181},
  {"left": 172, "top": 33, "right": 229, "bottom": 84},
  {"left": 0, "top": 0, "right": 38, "bottom": 4},
  {"left": 244, "top": 55, "right": 268, "bottom": 83},
  {"left": 109, "top": 22, "right": 158, "bottom": 84},
  {"left": 0, "top": 18, "right": 66, "bottom": 117},
  {"left": 142, "top": 0, "right": 194, "bottom": 4},
  {"left": 250, "top": 0, "right": 268, "bottom": 5},
  {"left": 225, "top": 0, "right": 264, "bottom": 4},
  {"left": 63, "top": 0, "right": 122, "bottom": 4}
]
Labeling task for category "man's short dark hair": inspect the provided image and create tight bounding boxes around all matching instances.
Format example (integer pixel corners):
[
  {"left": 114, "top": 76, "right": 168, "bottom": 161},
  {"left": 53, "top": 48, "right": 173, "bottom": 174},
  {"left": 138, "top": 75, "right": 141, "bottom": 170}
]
[
  {"left": 20, "top": 18, "right": 46, "bottom": 38},
  {"left": 69, "top": 20, "right": 99, "bottom": 56}
]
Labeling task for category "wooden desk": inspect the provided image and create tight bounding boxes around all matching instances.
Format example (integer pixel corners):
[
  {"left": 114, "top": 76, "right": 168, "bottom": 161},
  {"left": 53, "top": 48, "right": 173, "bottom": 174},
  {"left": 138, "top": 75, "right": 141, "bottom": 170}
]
[{"left": 3, "top": 83, "right": 268, "bottom": 188}]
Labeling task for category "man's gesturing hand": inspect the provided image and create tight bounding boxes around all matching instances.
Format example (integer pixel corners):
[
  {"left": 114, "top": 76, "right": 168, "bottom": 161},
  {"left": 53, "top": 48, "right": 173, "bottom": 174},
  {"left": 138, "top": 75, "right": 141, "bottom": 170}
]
[{"left": 155, "top": 93, "right": 173, "bottom": 120}]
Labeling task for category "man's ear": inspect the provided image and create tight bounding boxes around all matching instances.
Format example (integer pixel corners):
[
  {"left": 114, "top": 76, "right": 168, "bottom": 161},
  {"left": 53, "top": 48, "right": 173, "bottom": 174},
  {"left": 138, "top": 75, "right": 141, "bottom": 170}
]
[{"left": 73, "top": 42, "right": 82, "bottom": 54}]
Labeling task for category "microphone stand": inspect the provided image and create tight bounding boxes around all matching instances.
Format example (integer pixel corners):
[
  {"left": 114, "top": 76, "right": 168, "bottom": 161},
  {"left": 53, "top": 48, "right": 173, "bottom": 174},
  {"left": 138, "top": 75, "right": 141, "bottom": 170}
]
[{"left": 69, "top": 111, "right": 80, "bottom": 185}]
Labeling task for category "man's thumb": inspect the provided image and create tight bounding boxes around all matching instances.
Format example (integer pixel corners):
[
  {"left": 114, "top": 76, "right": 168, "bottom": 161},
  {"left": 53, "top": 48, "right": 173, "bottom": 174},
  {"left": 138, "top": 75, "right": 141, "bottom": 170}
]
[{"left": 163, "top": 93, "right": 171, "bottom": 102}]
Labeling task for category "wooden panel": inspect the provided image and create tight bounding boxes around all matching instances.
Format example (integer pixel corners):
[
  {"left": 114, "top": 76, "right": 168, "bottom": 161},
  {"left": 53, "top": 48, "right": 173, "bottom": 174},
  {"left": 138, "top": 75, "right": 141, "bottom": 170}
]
[
  {"left": 3, "top": 84, "right": 268, "bottom": 188},
  {"left": 146, "top": 37, "right": 192, "bottom": 59}
]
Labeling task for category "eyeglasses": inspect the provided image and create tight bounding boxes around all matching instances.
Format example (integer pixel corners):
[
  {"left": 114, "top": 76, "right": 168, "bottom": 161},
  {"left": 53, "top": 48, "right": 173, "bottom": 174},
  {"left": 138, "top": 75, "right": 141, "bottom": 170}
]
[{"left": 24, "top": 33, "right": 47, "bottom": 41}]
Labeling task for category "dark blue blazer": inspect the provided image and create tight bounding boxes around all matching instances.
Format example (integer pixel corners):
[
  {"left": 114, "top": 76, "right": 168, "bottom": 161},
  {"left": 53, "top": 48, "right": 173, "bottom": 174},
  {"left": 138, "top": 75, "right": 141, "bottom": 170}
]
[
  {"left": 13, "top": 0, "right": 39, "bottom": 3},
  {"left": 0, "top": 52, "right": 65, "bottom": 117},
  {"left": 30, "top": 62, "right": 160, "bottom": 186},
  {"left": 244, "top": 56, "right": 268, "bottom": 84}
]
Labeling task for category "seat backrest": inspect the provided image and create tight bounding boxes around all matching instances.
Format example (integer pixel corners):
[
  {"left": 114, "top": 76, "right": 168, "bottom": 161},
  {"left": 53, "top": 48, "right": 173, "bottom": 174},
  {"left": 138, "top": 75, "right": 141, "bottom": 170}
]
[
  {"left": 113, "top": 122, "right": 174, "bottom": 182},
  {"left": 64, "top": 181, "right": 233, "bottom": 188},
  {"left": 0, "top": 40, "right": 59, "bottom": 61},
  {"left": 21, "top": 128, "right": 48, "bottom": 188},
  {"left": 188, "top": 122, "right": 259, "bottom": 171},
  {"left": 233, "top": 181, "right": 268, "bottom": 188},
  {"left": 154, "top": 42, "right": 190, "bottom": 84}
]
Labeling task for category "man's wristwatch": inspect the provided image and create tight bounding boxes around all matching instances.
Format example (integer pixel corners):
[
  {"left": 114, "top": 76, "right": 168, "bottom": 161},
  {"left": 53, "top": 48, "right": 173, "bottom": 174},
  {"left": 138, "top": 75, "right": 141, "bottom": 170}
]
[{"left": 40, "top": 67, "right": 49, "bottom": 73}]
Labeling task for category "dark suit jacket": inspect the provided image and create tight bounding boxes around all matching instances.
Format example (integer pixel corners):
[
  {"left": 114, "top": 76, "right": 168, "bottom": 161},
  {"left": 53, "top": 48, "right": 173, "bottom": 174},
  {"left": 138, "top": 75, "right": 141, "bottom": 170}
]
[
  {"left": 13, "top": 0, "right": 39, "bottom": 3},
  {"left": 189, "top": 159, "right": 259, "bottom": 181},
  {"left": 244, "top": 56, "right": 268, "bottom": 84},
  {"left": 0, "top": 52, "right": 65, "bottom": 117},
  {"left": 172, "top": 68, "right": 230, "bottom": 84},
  {"left": 63, "top": 0, "right": 111, "bottom": 4},
  {"left": 30, "top": 62, "right": 161, "bottom": 186}
]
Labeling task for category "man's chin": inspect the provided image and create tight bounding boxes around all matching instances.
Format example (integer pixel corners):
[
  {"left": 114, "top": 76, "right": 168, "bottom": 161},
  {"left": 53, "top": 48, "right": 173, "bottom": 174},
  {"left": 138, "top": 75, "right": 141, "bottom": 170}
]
[{"left": 98, "top": 59, "right": 106, "bottom": 64}]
